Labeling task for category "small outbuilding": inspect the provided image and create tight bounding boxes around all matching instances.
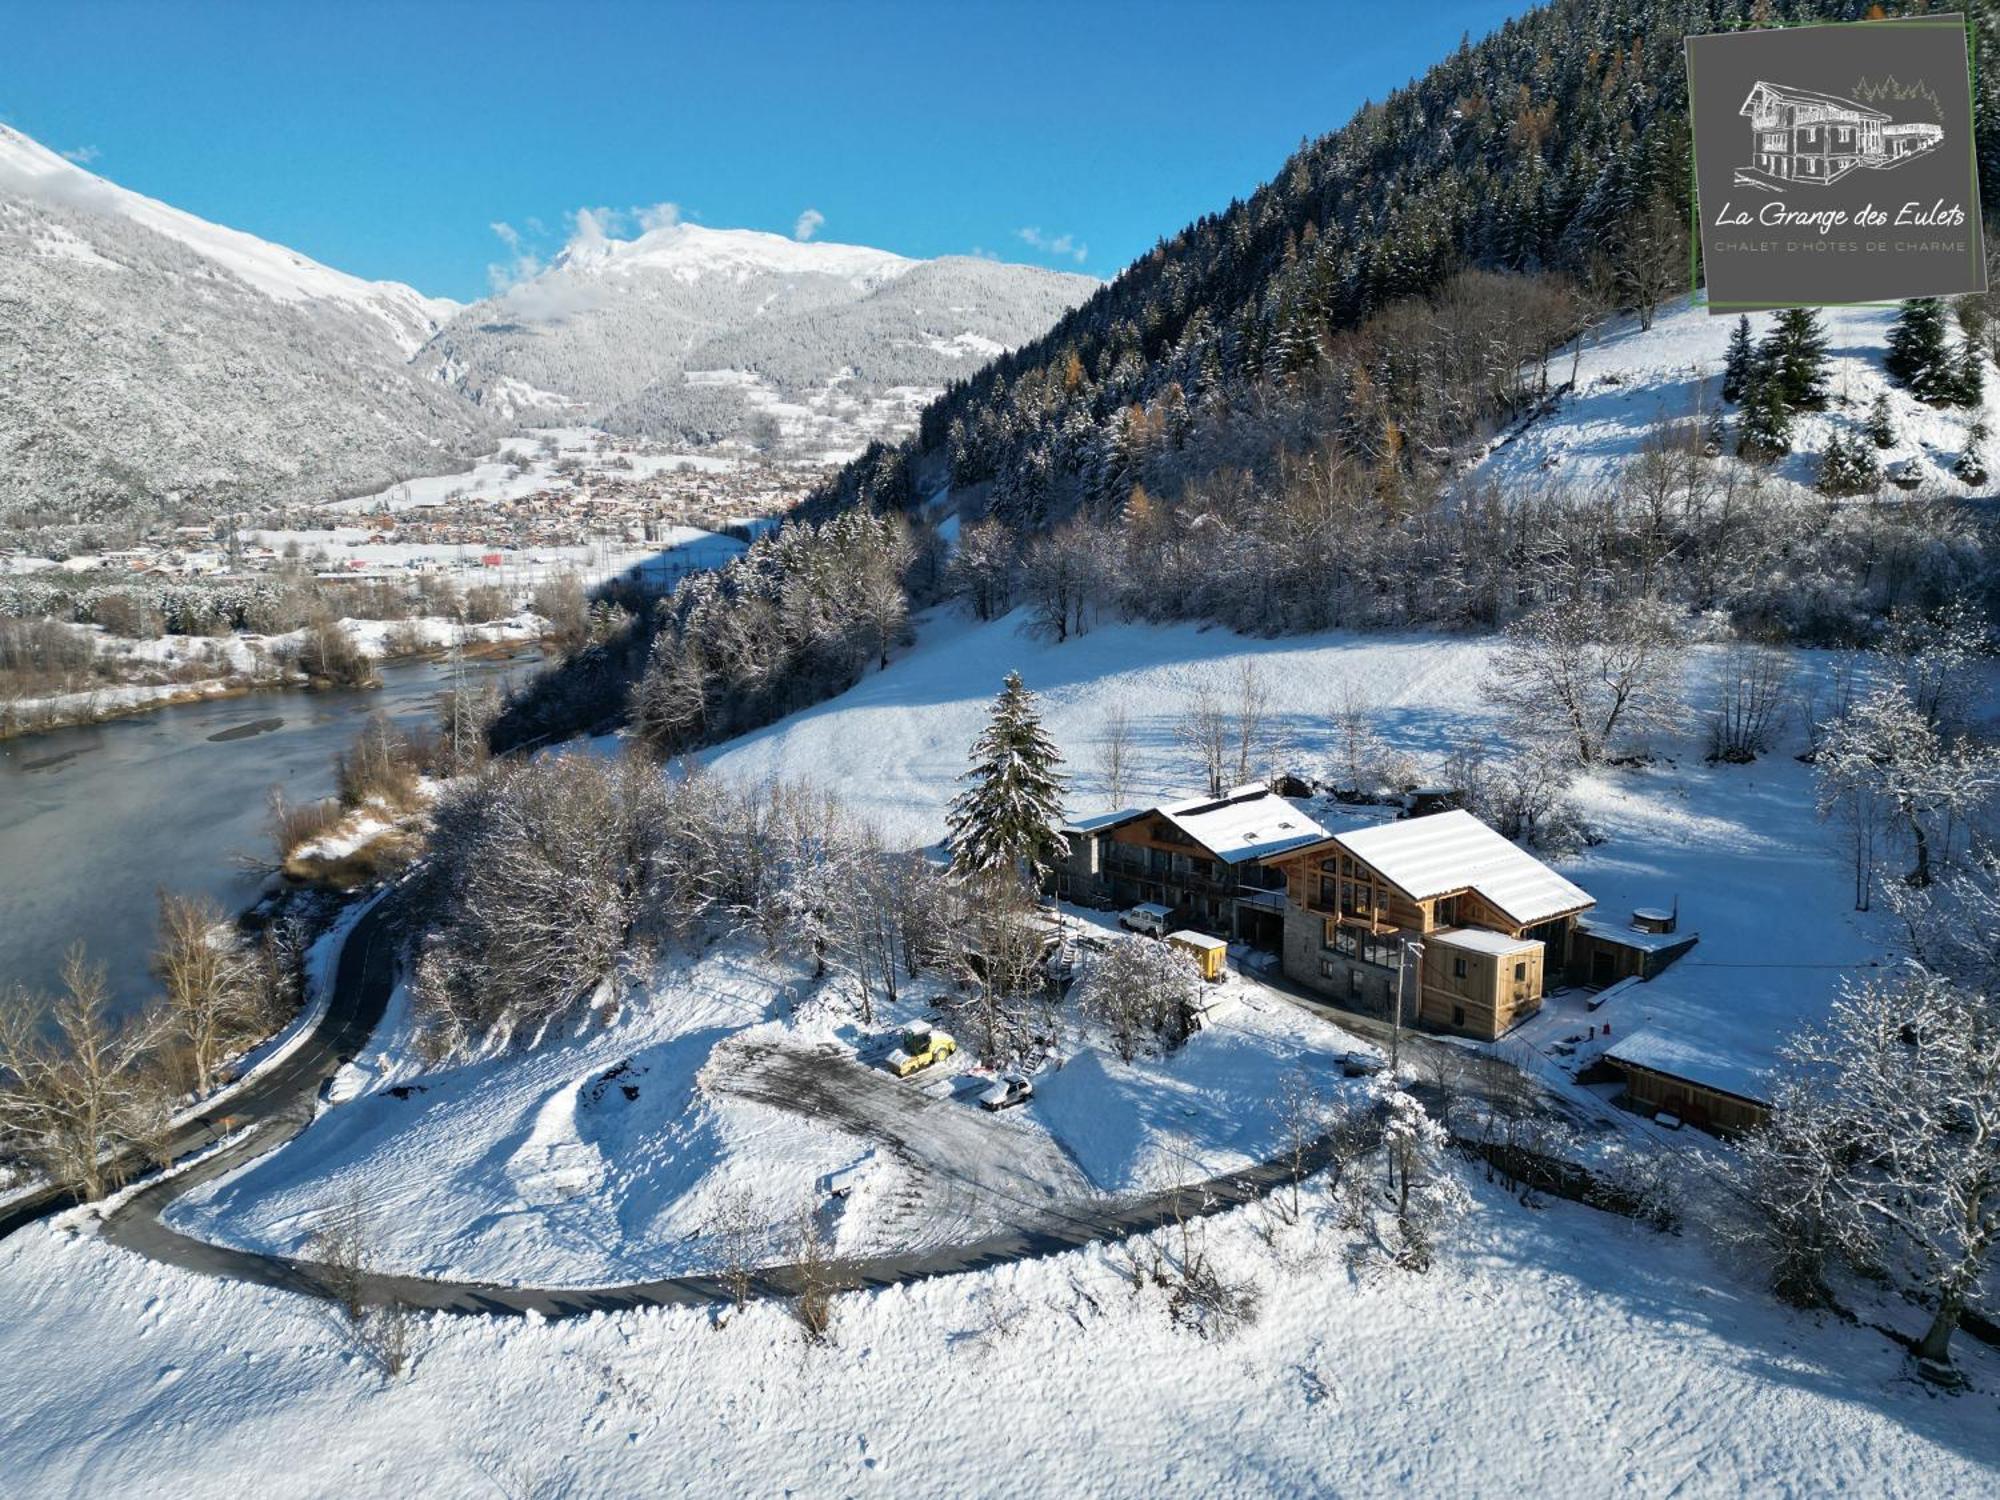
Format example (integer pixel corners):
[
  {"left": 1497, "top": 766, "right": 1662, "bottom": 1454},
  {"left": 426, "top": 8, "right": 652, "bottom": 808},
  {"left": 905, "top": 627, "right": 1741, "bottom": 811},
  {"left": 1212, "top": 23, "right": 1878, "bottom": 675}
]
[{"left": 1167, "top": 929, "right": 1228, "bottom": 982}]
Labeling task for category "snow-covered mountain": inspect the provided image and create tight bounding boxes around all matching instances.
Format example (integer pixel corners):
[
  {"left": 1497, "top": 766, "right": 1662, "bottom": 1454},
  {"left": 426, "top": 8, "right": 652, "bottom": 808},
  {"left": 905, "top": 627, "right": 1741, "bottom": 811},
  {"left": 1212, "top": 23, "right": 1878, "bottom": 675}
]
[
  {"left": 0, "top": 124, "right": 488, "bottom": 525},
  {"left": 0, "top": 125, "right": 454, "bottom": 356},
  {"left": 0, "top": 118, "right": 1091, "bottom": 524},
  {"left": 420, "top": 220, "right": 1097, "bottom": 450}
]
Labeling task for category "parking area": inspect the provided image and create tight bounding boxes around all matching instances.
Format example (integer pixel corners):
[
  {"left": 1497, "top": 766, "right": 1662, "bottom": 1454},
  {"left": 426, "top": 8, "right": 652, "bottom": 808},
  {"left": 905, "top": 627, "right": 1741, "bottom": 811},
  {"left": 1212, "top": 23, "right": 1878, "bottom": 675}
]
[{"left": 704, "top": 1033, "right": 1104, "bottom": 1251}]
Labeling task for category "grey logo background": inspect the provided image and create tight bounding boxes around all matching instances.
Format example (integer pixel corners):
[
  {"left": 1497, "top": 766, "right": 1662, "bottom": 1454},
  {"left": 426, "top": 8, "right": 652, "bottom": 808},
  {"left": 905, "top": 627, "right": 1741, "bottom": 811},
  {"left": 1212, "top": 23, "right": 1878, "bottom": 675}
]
[{"left": 1687, "top": 16, "right": 1985, "bottom": 311}]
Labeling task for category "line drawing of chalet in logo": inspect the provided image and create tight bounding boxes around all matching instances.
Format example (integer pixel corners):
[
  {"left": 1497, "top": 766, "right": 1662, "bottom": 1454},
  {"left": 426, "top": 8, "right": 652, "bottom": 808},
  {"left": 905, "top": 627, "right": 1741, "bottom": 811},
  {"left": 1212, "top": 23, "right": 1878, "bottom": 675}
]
[{"left": 1737, "top": 80, "right": 1944, "bottom": 191}]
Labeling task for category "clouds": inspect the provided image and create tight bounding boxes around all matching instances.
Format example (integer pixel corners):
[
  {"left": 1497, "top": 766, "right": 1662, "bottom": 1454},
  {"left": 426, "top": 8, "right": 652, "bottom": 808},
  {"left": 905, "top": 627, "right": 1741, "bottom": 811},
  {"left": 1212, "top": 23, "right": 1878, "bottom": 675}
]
[
  {"left": 59, "top": 144, "right": 100, "bottom": 165},
  {"left": 486, "top": 220, "right": 543, "bottom": 294},
  {"left": 639, "top": 201, "right": 681, "bottom": 232},
  {"left": 1016, "top": 226, "right": 1089, "bottom": 265},
  {"left": 793, "top": 207, "right": 824, "bottom": 242}
]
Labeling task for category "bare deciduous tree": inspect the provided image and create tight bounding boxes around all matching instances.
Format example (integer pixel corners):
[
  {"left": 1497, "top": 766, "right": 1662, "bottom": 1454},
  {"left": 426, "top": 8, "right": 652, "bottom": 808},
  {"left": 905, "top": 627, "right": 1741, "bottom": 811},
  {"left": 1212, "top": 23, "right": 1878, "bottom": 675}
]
[
  {"left": 153, "top": 891, "right": 261, "bottom": 1096},
  {"left": 1176, "top": 684, "right": 1229, "bottom": 798},
  {"left": 1707, "top": 643, "right": 1794, "bottom": 764},
  {"left": 1095, "top": 700, "right": 1135, "bottom": 809},
  {"left": 1073, "top": 935, "right": 1202, "bottom": 1062},
  {"left": 1745, "top": 971, "right": 2000, "bottom": 1379},
  {"left": 0, "top": 947, "right": 171, "bottom": 1199},
  {"left": 1230, "top": 660, "right": 1273, "bottom": 787},
  {"left": 712, "top": 1186, "right": 767, "bottom": 1318},
  {"left": 1488, "top": 598, "right": 1687, "bottom": 766}
]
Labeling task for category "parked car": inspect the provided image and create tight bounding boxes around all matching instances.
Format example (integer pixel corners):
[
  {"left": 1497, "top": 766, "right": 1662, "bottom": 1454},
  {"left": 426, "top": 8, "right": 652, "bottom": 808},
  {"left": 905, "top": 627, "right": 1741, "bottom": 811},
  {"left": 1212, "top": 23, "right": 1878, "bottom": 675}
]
[
  {"left": 979, "top": 1073, "right": 1034, "bottom": 1112},
  {"left": 1118, "top": 902, "right": 1173, "bottom": 938},
  {"left": 1341, "top": 1050, "right": 1386, "bottom": 1078},
  {"left": 886, "top": 1024, "right": 958, "bottom": 1078}
]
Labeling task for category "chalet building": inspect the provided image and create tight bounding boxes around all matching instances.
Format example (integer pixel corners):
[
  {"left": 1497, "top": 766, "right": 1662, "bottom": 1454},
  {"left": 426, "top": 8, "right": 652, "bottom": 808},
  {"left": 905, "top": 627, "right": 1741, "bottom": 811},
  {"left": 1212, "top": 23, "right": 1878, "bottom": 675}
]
[
  {"left": 1738, "top": 81, "right": 1943, "bottom": 187},
  {"left": 1054, "top": 785, "right": 1329, "bottom": 948},
  {"left": 1740, "top": 81, "right": 1891, "bottom": 184},
  {"left": 1267, "top": 810, "right": 1595, "bottom": 1041}
]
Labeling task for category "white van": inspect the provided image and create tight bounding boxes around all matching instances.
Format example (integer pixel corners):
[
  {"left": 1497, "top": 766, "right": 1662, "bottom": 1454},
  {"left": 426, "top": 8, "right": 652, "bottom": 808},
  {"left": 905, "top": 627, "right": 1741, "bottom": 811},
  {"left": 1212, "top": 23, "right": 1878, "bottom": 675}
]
[{"left": 1118, "top": 902, "right": 1173, "bottom": 938}]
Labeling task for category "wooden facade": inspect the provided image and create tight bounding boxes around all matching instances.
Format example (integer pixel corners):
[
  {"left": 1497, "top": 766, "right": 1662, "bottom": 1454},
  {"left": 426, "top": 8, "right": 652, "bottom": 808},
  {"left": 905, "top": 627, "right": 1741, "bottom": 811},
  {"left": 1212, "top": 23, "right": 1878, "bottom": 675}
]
[
  {"left": 1607, "top": 1057, "right": 1769, "bottom": 1136},
  {"left": 1271, "top": 837, "right": 1588, "bottom": 1041},
  {"left": 1069, "top": 811, "right": 1289, "bottom": 945}
]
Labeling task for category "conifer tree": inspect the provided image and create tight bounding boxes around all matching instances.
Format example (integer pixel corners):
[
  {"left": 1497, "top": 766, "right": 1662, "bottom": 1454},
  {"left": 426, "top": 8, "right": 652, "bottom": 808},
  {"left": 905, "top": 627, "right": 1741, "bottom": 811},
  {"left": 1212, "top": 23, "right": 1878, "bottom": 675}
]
[
  {"left": 1866, "top": 391, "right": 1897, "bottom": 449},
  {"left": 1816, "top": 431, "right": 1879, "bottom": 497},
  {"left": 1954, "top": 419, "right": 1989, "bottom": 486},
  {"left": 1736, "top": 357, "right": 1792, "bottom": 461},
  {"left": 1953, "top": 339, "right": 1986, "bottom": 407},
  {"left": 1887, "top": 298, "right": 1961, "bottom": 403},
  {"left": 946, "top": 671, "right": 1069, "bottom": 886},
  {"left": 1721, "top": 314, "right": 1755, "bottom": 403},
  {"left": 1761, "top": 307, "right": 1830, "bottom": 409}
]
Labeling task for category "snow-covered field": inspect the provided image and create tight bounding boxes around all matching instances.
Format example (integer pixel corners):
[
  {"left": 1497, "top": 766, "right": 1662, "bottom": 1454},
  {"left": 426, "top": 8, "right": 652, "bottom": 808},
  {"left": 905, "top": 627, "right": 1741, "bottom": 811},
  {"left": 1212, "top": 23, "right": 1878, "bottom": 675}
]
[
  {"left": 702, "top": 607, "right": 1933, "bottom": 1117},
  {"left": 3, "top": 604, "right": 1995, "bottom": 1493},
  {"left": 1465, "top": 294, "right": 1998, "bottom": 498},
  {"left": 5, "top": 1162, "right": 1995, "bottom": 1497},
  {"left": 163, "top": 933, "right": 1373, "bottom": 1284}
]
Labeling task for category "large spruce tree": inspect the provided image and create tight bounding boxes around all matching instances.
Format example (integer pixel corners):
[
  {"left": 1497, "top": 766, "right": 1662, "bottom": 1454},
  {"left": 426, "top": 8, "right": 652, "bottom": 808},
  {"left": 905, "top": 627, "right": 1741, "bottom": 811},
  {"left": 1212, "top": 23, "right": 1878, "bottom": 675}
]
[
  {"left": 1762, "top": 308, "right": 1830, "bottom": 410},
  {"left": 1721, "top": 314, "right": 1756, "bottom": 404},
  {"left": 1887, "top": 298, "right": 1963, "bottom": 404},
  {"left": 947, "top": 671, "right": 1069, "bottom": 886}
]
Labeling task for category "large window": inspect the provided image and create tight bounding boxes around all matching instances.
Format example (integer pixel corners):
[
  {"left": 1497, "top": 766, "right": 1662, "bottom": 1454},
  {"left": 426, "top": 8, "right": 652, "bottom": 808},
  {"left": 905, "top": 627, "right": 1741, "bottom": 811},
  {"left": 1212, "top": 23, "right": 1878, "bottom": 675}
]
[{"left": 1325, "top": 923, "right": 1398, "bottom": 969}]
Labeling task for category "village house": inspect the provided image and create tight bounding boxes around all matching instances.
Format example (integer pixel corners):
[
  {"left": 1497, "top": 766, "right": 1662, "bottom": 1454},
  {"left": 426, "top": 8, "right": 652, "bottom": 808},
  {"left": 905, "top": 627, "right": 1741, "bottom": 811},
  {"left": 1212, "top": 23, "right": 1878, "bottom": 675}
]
[
  {"left": 1263, "top": 809, "right": 1598, "bottom": 1041},
  {"left": 1054, "top": 785, "right": 1329, "bottom": 949}
]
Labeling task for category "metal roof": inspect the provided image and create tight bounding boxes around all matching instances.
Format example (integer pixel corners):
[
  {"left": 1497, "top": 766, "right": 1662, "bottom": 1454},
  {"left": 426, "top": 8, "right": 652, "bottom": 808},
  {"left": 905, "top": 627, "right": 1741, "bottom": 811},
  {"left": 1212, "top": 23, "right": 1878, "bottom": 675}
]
[{"left": 1331, "top": 810, "right": 1594, "bottom": 927}]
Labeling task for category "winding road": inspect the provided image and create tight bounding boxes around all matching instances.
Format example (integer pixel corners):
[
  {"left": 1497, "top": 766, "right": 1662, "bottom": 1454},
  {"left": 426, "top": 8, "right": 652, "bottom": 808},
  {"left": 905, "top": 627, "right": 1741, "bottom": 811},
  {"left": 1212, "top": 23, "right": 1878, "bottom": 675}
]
[{"left": 0, "top": 892, "right": 1557, "bottom": 1321}]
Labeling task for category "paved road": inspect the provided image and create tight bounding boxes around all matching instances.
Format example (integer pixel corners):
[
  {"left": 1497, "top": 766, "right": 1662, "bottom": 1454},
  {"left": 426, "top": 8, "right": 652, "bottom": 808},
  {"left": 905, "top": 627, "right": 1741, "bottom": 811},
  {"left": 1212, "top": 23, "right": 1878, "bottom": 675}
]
[
  {"left": 0, "top": 890, "right": 399, "bottom": 1242},
  {"left": 5, "top": 909, "right": 1580, "bottom": 1324}
]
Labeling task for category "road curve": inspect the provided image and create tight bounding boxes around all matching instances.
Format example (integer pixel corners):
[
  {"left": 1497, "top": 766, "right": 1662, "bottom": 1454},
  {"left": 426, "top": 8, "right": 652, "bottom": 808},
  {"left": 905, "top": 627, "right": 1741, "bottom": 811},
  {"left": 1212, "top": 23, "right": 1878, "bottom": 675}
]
[
  {"left": 0, "top": 890, "right": 400, "bottom": 1243},
  {"left": 10, "top": 893, "right": 1375, "bottom": 1323}
]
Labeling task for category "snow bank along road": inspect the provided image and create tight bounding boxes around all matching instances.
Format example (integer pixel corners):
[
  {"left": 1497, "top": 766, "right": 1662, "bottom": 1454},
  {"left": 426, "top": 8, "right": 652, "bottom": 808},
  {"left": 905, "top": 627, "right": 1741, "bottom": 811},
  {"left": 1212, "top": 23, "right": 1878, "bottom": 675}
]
[{"left": 0, "top": 886, "right": 1439, "bottom": 1319}]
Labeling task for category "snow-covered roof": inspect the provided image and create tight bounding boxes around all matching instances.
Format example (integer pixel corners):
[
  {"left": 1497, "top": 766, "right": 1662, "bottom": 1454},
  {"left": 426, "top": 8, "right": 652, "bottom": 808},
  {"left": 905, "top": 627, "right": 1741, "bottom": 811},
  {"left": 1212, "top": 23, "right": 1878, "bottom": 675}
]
[
  {"left": 1577, "top": 915, "right": 1700, "bottom": 954},
  {"left": 1332, "top": 810, "right": 1594, "bottom": 927},
  {"left": 1062, "top": 806, "right": 1149, "bottom": 836},
  {"left": 1168, "top": 930, "right": 1227, "bottom": 952},
  {"left": 1429, "top": 926, "right": 1539, "bottom": 958},
  {"left": 1607, "top": 1025, "right": 1771, "bottom": 1106},
  {"left": 1157, "top": 785, "right": 1329, "bottom": 866}
]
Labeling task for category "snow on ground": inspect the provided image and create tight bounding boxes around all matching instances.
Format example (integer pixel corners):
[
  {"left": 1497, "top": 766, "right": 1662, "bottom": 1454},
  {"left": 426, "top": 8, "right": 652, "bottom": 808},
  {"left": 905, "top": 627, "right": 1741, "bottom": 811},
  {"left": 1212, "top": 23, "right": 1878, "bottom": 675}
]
[
  {"left": 703, "top": 606, "right": 1943, "bottom": 1120},
  {"left": 245, "top": 528, "right": 745, "bottom": 587},
  {"left": 5, "top": 1164, "right": 1996, "bottom": 1497},
  {"left": 163, "top": 925, "right": 1376, "bottom": 1282},
  {"left": 1464, "top": 293, "right": 1998, "bottom": 499},
  {"left": 704, "top": 607, "right": 1501, "bottom": 845},
  {"left": 167, "top": 946, "right": 865, "bottom": 1287}
]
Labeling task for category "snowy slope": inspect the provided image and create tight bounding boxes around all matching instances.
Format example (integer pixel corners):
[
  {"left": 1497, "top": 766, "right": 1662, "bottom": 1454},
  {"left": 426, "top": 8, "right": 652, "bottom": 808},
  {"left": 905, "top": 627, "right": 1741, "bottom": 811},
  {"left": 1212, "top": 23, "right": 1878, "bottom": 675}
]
[
  {"left": 1462, "top": 293, "right": 2000, "bottom": 499},
  {"left": 3, "top": 1166, "right": 1994, "bottom": 1496},
  {"left": 0, "top": 124, "right": 453, "bottom": 354},
  {"left": 0, "top": 124, "right": 489, "bottom": 521}
]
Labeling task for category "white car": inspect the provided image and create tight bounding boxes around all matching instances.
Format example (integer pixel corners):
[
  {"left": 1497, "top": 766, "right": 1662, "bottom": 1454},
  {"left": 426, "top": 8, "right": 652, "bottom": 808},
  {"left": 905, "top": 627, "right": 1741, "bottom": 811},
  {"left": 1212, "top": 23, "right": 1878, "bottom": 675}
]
[
  {"left": 979, "top": 1073, "right": 1034, "bottom": 1112},
  {"left": 1118, "top": 902, "right": 1173, "bottom": 938}
]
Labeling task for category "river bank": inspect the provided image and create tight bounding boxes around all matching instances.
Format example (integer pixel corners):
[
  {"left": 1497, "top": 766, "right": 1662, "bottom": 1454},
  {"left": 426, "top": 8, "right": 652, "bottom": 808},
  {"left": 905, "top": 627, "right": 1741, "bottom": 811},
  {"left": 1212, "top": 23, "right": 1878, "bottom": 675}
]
[{"left": 0, "top": 648, "right": 538, "bottom": 1019}]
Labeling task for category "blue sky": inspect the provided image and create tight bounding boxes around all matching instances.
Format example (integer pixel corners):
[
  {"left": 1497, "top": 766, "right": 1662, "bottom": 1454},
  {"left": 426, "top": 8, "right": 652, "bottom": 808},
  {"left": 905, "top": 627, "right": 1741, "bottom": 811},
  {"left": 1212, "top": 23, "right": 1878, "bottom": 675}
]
[{"left": 2, "top": 0, "right": 1533, "bottom": 301}]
